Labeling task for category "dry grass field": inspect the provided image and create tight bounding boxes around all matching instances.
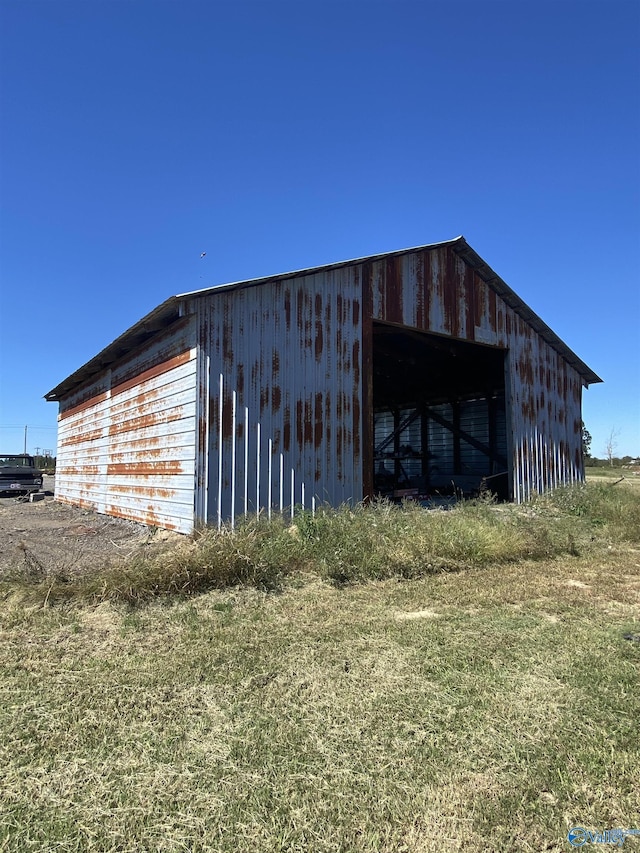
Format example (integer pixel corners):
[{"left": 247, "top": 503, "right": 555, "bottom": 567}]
[
  {"left": 1, "top": 482, "right": 639, "bottom": 852},
  {"left": 586, "top": 466, "right": 640, "bottom": 488}
]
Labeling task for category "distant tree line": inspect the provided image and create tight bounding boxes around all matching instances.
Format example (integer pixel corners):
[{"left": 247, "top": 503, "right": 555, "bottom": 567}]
[{"left": 584, "top": 455, "right": 639, "bottom": 468}]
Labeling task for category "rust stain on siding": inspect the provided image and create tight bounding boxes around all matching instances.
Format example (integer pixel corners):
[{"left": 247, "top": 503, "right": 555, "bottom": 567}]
[
  {"left": 198, "top": 412, "right": 207, "bottom": 456},
  {"left": 414, "top": 253, "right": 426, "bottom": 329},
  {"left": 443, "top": 249, "right": 459, "bottom": 337},
  {"left": 108, "top": 408, "right": 187, "bottom": 437},
  {"left": 385, "top": 256, "right": 404, "bottom": 324},
  {"left": 106, "top": 461, "right": 184, "bottom": 476},
  {"left": 314, "top": 392, "right": 323, "bottom": 448},
  {"left": 296, "top": 400, "right": 303, "bottom": 449},
  {"left": 105, "top": 504, "right": 179, "bottom": 531},
  {"left": 57, "top": 495, "right": 96, "bottom": 511},
  {"left": 352, "top": 393, "right": 361, "bottom": 459},
  {"left": 283, "top": 405, "right": 291, "bottom": 451},
  {"left": 304, "top": 398, "right": 313, "bottom": 445},
  {"left": 324, "top": 391, "right": 332, "bottom": 453},
  {"left": 352, "top": 298, "right": 360, "bottom": 328},
  {"left": 284, "top": 288, "right": 292, "bottom": 330},
  {"left": 314, "top": 294, "right": 324, "bottom": 359},
  {"left": 59, "top": 391, "right": 109, "bottom": 421},
  {"left": 59, "top": 351, "right": 193, "bottom": 420},
  {"left": 108, "top": 483, "right": 177, "bottom": 499},
  {"left": 112, "top": 351, "right": 192, "bottom": 398},
  {"left": 297, "top": 289, "right": 313, "bottom": 348},
  {"left": 270, "top": 349, "right": 281, "bottom": 412},
  {"left": 361, "top": 262, "right": 374, "bottom": 501},
  {"left": 518, "top": 351, "right": 535, "bottom": 385},
  {"left": 352, "top": 340, "right": 360, "bottom": 387},
  {"left": 473, "top": 272, "right": 485, "bottom": 328},
  {"left": 109, "top": 316, "right": 191, "bottom": 386},
  {"left": 222, "top": 312, "right": 233, "bottom": 363},
  {"left": 108, "top": 444, "right": 173, "bottom": 463},
  {"left": 486, "top": 286, "right": 497, "bottom": 334},
  {"left": 496, "top": 301, "right": 505, "bottom": 338},
  {"left": 462, "top": 264, "right": 474, "bottom": 340},
  {"left": 272, "top": 384, "right": 282, "bottom": 413},
  {"left": 59, "top": 427, "right": 103, "bottom": 446},
  {"left": 222, "top": 394, "right": 233, "bottom": 440},
  {"left": 60, "top": 465, "right": 101, "bottom": 476}
]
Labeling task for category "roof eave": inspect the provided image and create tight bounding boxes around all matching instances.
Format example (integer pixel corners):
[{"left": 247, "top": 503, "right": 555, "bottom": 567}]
[
  {"left": 44, "top": 297, "right": 182, "bottom": 402},
  {"left": 451, "top": 238, "right": 602, "bottom": 386},
  {"left": 44, "top": 235, "right": 602, "bottom": 401}
]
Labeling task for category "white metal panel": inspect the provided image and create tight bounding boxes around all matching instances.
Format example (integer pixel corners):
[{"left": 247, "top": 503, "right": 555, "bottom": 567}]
[{"left": 55, "top": 320, "right": 198, "bottom": 533}]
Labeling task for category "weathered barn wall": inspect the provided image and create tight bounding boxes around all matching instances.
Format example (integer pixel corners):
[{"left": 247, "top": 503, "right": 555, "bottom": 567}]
[
  {"left": 48, "top": 237, "right": 598, "bottom": 532},
  {"left": 186, "top": 266, "right": 364, "bottom": 522},
  {"left": 366, "top": 245, "right": 586, "bottom": 499},
  {"left": 55, "top": 319, "right": 198, "bottom": 532}
]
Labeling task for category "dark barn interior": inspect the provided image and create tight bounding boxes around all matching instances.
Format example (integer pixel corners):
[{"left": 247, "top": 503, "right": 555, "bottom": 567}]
[{"left": 372, "top": 322, "right": 510, "bottom": 502}]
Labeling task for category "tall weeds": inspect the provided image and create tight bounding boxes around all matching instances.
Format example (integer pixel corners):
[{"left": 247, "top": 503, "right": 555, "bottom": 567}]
[{"left": 3, "top": 482, "right": 639, "bottom": 605}]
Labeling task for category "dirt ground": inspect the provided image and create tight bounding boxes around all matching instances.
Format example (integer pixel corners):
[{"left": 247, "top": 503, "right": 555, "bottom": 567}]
[{"left": 0, "top": 476, "right": 179, "bottom": 578}]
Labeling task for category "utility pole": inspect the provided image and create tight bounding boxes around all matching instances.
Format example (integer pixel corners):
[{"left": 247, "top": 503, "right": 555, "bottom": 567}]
[{"left": 24, "top": 425, "right": 27, "bottom": 454}]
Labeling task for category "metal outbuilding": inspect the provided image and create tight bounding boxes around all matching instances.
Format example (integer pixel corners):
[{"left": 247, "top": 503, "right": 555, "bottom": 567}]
[{"left": 45, "top": 237, "right": 601, "bottom": 533}]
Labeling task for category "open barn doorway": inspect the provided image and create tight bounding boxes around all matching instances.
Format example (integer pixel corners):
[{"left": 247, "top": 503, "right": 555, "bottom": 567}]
[{"left": 372, "top": 323, "right": 510, "bottom": 503}]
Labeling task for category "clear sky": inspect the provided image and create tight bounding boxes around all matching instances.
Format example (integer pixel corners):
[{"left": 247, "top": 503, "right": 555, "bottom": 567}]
[{"left": 1, "top": 0, "right": 639, "bottom": 459}]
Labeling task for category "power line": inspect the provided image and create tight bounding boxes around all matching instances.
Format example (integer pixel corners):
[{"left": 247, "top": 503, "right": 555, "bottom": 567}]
[{"left": 0, "top": 425, "right": 57, "bottom": 430}]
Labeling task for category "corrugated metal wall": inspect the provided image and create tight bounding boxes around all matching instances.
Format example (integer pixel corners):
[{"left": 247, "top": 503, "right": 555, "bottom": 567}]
[
  {"left": 367, "top": 245, "right": 585, "bottom": 500},
  {"left": 52, "top": 241, "right": 589, "bottom": 531},
  {"left": 55, "top": 320, "right": 198, "bottom": 533},
  {"left": 187, "top": 267, "right": 364, "bottom": 522}
]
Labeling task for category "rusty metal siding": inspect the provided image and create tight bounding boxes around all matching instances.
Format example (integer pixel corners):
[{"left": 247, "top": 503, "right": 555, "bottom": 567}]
[
  {"left": 506, "top": 307, "right": 583, "bottom": 500},
  {"left": 55, "top": 321, "right": 198, "bottom": 532},
  {"left": 187, "top": 265, "right": 364, "bottom": 521},
  {"left": 368, "top": 244, "right": 585, "bottom": 500},
  {"left": 50, "top": 238, "right": 591, "bottom": 527}
]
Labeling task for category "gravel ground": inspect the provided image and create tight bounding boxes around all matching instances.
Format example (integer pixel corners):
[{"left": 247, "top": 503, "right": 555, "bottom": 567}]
[{"left": 0, "top": 476, "right": 179, "bottom": 578}]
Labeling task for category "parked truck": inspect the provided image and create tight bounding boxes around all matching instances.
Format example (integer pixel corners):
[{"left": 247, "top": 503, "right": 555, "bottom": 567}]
[{"left": 0, "top": 455, "right": 44, "bottom": 495}]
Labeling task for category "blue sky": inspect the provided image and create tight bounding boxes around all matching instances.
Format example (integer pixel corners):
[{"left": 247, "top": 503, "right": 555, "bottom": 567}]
[{"left": 1, "top": 0, "right": 638, "bottom": 458}]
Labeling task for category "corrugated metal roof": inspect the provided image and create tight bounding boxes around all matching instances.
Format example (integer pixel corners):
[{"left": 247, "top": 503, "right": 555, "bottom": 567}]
[{"left": 44, "top": 236, "right": 602, "bottom": 401}]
